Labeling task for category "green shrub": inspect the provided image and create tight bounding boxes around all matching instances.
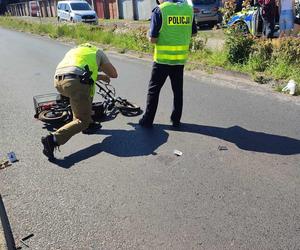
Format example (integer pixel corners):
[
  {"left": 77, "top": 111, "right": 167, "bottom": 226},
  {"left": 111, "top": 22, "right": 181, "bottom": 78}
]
[
  {"left": 56, "top": 25, "right": 68, "bottom": 37},
  {"left": 102, "top": 31, "right": 113, "bottom": 44},
  {"left": 246, "top": 55, "right": 267, "bottom": 72},
  {"left": 272, "top": 37, "right": 300, "bottom": 64},
  {"left": 224, "top": 27, "right": 255, "bottom": 64},
  {"left": 190, "top": 35, "right": 207, "bottom": 51},
  {"left": 1, "top": 16, "right": 300, "bottom": 90},
  {"left": 268, "top": 60, "right": 300, "bottom": 82},
  {"left": 129, "top": 27, "right": 151, "bottom": 52},
  {"left": 220, "top": 0, "right": 236, "bottom": 25},
  {"left": 247, "top": 39, "right": 273, "bottom": 72},
  {"left": 207, "top": 50, "right": 228, "bottom": 67}
]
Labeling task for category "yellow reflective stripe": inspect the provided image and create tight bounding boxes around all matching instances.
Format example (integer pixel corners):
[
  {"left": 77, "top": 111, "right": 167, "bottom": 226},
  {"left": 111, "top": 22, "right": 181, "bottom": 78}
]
[
  {"left": 156, "top": 45, "right": 189, "bottom": 51},
  {"left": 156, "top": 53, "right": 188, "bottom": 60}
]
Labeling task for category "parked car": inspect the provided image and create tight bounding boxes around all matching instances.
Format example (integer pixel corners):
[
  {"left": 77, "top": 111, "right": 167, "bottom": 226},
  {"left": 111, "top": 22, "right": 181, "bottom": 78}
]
[
  {"left": 227, "top": 3, "right": 280, "bottom": 37},
  {"left": 227, "top": 6, "right": 263, "bottom": 35},
  {"left": 57, "top": 0, "right": 98, "bottom": 24},
  {"left": 192, "top": 0, "right": 221, "bottom": 27}
]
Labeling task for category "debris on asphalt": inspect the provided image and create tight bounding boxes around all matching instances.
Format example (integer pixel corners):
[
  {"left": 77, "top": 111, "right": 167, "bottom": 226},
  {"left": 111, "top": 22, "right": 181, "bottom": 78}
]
[
  {"left": 20, "top": 240, "right": 29, "bottom": 248},
  {"left": 0, "top": 159, "right": 11, "bottom": 169},
  {"left": 7, "top": 151, "right": 18, "bottom": 163},
  {"left": 218, "top": 145, "right": 228, "bottom": 151},
  {"left": 0, "top": 152, "right": 18, "bottom": 170},
  {"left": 282, "top": 79, "right": 297, "bottom": 95},
  {"left": 173, "top": 149, "right": 183, "bottom": 156},
  {"left": 20, "top": 234, "right": 34, "bottom": 248}
]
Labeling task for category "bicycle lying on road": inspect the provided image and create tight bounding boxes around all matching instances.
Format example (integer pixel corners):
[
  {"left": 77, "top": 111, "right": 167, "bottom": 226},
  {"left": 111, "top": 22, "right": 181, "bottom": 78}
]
[{"left": 33, "top": 80, "right": 141, "bottom": 125}]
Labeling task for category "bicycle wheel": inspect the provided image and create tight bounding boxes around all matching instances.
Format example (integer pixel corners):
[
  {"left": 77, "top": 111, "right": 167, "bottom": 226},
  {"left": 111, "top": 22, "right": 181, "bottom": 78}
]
[
  {"left": 38, "top": 110, "right": 70, "bottom": 124},
  {"left": 115, "top": 99, "right": 141, "bottom": 116}
]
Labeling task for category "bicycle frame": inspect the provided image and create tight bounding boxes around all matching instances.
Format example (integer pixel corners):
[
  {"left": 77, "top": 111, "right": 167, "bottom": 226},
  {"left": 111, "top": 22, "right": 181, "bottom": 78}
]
[
  {"left": 95, "top": 81, "right": 120, "bottom": 113},
  {"left": 34, "top": 80, "right": 140, "bottom": 124},
  {"left": 96, "top": 81, "right": 115, "bottom": 100}
]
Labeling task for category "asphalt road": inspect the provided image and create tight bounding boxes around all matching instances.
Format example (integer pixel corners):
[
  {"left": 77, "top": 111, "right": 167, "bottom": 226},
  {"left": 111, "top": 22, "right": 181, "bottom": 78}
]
[{"left": 0, "top": 27, "right": 299, "bottom": 250}]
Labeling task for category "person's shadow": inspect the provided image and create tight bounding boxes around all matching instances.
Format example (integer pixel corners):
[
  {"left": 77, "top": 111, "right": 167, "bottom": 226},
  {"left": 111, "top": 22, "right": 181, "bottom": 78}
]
[
  {"left": 52, "top": 123, "right": 169, "bottom": 168},
  {"left": 52, "top": 122, "right": 300, "bottom": 168},
  {"left": 166, "top": 123, "right": 300, "bottom": 155}
]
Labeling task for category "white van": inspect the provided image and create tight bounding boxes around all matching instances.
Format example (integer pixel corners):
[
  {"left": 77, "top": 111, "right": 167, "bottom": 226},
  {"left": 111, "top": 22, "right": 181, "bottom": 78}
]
[{"left": 57, "top": 0, "right": 98, "bottom": 24}]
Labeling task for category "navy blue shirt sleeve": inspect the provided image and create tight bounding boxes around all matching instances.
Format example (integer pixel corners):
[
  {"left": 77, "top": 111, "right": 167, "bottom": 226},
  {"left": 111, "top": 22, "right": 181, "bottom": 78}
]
[
  {"left": 150, "top": 6, "right": 197, "bottom": 37},
  {"left": 149, "top": 7, "right": 162, "bottom": 38},
  {"left": 192, "top": 17, "right": 198, "bottom": 35}
]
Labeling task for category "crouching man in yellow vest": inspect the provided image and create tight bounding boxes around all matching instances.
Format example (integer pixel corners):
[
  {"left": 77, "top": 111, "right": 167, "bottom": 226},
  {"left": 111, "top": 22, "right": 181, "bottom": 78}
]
[
  {"left": 41, "top": 43, "right": 118, "bottom": 160},
  {"left": 139, "top": 0, "right": 197, "bottom": 128}
]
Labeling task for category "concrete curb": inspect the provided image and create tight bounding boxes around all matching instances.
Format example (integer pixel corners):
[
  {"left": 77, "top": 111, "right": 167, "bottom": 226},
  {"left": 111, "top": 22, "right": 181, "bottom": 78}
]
[{"left": 0, "top": 195, "right": 15, "bottom": 250}]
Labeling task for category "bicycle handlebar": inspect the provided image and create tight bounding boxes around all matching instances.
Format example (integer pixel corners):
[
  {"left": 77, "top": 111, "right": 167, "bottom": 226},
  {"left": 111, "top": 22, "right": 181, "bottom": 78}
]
[{"left": 95, "top": 80, "right": 116, "bottom": 99}]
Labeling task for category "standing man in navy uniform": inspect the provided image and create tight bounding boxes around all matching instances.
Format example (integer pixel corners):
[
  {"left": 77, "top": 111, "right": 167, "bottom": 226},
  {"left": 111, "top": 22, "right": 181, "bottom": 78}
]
[{"left": 139, "top": 0, "right": 197, "bottom": 128}]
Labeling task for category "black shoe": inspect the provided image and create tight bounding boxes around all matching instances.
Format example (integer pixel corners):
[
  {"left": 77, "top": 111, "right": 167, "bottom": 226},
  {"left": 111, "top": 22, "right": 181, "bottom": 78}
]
[
  {"left": 139, "top": 117, "right": 153, "bottom": 128},
  {"left": 171, "top": 120, "right": 181, "bottom": 128},
  {"left": 41, "top": 134, "right": 56, "bottom": 160},
  {"left": 82, "top": 122, "right": 102, "bottom": 134}
]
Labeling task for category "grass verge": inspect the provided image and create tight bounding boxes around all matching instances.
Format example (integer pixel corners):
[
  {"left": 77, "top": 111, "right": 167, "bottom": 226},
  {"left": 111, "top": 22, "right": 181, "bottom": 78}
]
[
  {"left": 0, "top": 16, "right": 152, "bottom": 53},
  {"left": 0, "top": 16, "right": 299, "bottom": 95}
]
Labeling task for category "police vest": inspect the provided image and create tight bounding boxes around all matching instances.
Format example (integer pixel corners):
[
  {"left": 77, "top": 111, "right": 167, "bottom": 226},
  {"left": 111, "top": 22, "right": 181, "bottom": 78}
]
[
  {"left": 57, "top": 43, "right": 98, "bottom": 97},
  {"left": 154, "top": 1, "right": 193, "bottom": 65}
]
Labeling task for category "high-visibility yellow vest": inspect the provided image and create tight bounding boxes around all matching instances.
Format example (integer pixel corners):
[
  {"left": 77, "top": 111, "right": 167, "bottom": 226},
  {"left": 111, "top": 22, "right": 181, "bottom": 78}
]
[
  {"left": 57, "top": 43, "right": 98, "bottom": 96},
  {"left": 154, "top": 1, "right": 193, "bottom": 65}
]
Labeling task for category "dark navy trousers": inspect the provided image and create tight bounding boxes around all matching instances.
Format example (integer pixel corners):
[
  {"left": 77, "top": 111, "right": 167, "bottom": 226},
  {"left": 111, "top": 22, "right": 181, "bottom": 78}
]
[{"left": 142, "top": 62, "right": 184, "bottom": 124}]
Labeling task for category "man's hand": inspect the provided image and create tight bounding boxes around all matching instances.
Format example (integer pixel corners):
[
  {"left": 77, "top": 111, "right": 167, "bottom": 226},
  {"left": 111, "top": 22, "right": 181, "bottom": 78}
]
[
  {"left": 149, "top": 37, "right": 158, "bottom": 44},
  {"left": 98, "top": 74, "right": 111, "bottom": 83}
]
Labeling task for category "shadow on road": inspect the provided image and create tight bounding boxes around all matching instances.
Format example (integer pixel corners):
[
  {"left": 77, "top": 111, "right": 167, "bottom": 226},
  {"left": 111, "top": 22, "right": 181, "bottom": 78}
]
[
  {"left": 163, "top": 123, "right": 300, "bottom": 156},
  {"left": 52, "top": 124, "right": 169, "bottom": 168},
  {"left": 52, "top": 122, "right": 300, "bottom": 168}
]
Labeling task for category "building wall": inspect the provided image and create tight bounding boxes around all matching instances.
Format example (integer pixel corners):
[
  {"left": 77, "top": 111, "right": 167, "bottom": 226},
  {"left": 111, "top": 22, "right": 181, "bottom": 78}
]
[
  {"left": 93, "top": 0, "right": 105, "bottom": 18},
  {"left": 6, "top": 0, "right": 119, "bottom": 19},
  {"left": 93, "top": 0, "right": 118, "bottom": 19},
  {"left": 0, "top": 0, "right": 7, "bottom": 14},
  {"left": 118, "top": 0, "right": 156, "bottom": 20},
  {"left": 7, "top": 2, "right": 30, "bottom": 16},
  {"left": 118, "top": 0, "right": 133, "bottom": 19},
  {"left": 108, "top": 0, "right": 117, "bottom": 18},
  {"left": 136, "top": 0, "right": 155, "bottom": 20},
  {"left": 7, "top": 0, "right": 58, "bottom": 17}
]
